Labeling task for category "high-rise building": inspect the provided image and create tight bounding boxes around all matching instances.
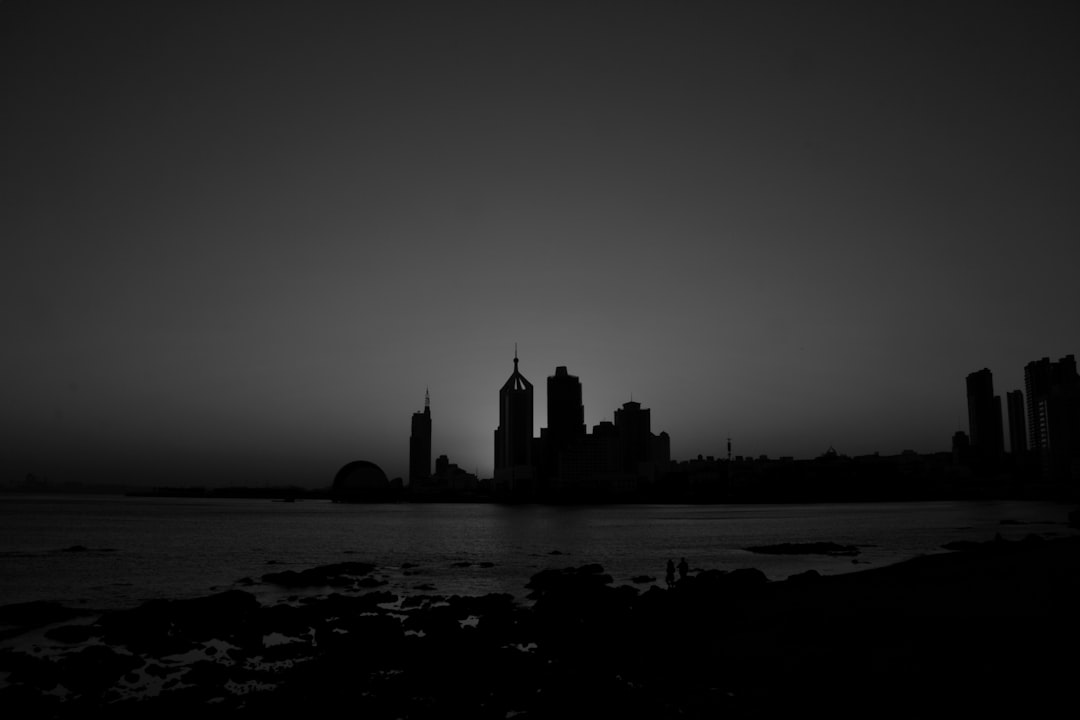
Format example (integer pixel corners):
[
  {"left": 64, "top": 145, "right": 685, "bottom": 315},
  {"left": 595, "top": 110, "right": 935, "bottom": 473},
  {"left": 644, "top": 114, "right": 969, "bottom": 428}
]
[
  {"left": 966, "top": 368, "right": 1004, "bottom": 468},
  {"left": 545, "top": 366, "right": 585, "bottom": 479},
  {"left": 409, "top": 389, "right": 431, "bottom": 484},
  {"left": 1024, "top": 355, "right": 1080, "bottom": 482},
  {"left": 494, "top": 351, "right": 534, "bottom": 477},
  {"left": 1006, "top": 390, "right": 1027, "bottom": 456},
  {"left": 614, "top": 400, "right": 652, "bottom": 473}
]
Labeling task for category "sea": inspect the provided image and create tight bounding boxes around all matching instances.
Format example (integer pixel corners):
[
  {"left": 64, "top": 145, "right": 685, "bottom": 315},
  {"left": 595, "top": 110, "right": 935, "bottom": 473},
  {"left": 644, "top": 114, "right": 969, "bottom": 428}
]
[{"left": 1, "top": 495, "right": 1076, "bottom": 611}]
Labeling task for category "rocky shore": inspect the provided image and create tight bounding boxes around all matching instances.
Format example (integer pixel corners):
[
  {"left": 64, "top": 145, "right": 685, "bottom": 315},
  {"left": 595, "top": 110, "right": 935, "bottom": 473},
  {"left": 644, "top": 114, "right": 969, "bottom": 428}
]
[{"left": 2, "top": 533, "right": 1078, "bottom": 719}]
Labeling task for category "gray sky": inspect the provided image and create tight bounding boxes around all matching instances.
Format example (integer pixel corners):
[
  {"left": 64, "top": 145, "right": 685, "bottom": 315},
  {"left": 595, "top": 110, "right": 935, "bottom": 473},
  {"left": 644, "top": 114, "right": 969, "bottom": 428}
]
[{"left": 3, "top": 2, "right": 1078, "bottom": 486}]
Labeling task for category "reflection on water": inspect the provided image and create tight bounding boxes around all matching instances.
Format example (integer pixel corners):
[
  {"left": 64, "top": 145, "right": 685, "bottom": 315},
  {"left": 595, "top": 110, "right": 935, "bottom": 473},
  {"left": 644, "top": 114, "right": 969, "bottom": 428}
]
[{"left": 0, "top": 495, "right": 1075, "bottom": 610}]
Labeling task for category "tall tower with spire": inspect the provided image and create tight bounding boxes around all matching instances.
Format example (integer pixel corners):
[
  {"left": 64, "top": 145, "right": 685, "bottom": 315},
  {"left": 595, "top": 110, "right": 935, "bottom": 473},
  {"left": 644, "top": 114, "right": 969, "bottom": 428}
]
[
  {"left": 494, "top": 348, "right": 534, "bottom": 485},
  {"left": 409, "top": 389, "right": 431, "bottom": 484}
]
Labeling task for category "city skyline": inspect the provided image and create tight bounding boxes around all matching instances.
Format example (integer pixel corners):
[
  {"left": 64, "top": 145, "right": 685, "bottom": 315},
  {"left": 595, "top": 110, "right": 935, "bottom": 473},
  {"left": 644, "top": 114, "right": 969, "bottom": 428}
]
[{"left": 4, "top": 3, "right": 1078, "bottom": 486}]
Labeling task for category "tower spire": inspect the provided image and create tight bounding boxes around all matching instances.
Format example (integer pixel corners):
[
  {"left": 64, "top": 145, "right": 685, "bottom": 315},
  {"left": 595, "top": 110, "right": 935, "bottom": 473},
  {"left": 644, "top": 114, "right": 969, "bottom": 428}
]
[{"left": 425, "top": 387, "right": 430, "bottom": 410}]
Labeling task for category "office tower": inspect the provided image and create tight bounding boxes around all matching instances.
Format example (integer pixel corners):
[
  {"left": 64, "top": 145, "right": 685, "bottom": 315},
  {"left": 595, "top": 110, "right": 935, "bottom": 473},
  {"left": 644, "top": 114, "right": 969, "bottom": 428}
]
[
  {"left": 614, "top": 400, "right": 652, "bottom": 472},
  {"left": 966, "top": 368, "right": 1004, "bottom": 466},
  {"left": 409, "top": 389, "right": 431, "bottom": 483},
  {"left": 1024, "top": 355, "right": 1080, "bottom": 482},
  {"left": 494, "top": 351, "right": 534, "bottom": 473},
  {"left": 545, "top": 366, "right": 585, "bottom": 478},
  {"left": 1006, "top": 390, "right": 1027, "bottom": 456}
]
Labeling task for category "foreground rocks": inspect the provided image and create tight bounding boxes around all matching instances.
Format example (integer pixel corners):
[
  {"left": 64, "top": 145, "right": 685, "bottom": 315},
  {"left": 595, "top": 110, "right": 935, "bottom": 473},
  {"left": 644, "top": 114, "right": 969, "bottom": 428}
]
[
  {"left": 745, "top": 541, "right": 861, "bottom": 556},
  {"left": 2, "top": 536, "right": 1079, "bottom": 719}
]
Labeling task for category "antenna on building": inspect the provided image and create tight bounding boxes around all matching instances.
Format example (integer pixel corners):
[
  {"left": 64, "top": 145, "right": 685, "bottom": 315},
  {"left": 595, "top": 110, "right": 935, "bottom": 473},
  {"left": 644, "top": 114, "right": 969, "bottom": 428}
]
[
  {"left": 425, "top": 387, "right": 430, "bottom": 409},
  {"left": 727, "top": 437, "right": 732, "bottom": 461}
]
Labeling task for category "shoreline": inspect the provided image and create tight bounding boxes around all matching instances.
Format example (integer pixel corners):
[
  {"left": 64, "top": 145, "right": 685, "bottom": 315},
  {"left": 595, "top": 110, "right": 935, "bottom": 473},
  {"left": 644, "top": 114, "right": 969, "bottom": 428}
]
[
  {"left": 4, "top": 483, "right": 1077, "bottom": 504},
  {"left": 2, "top": 533, "right": 1078, "bottom": 717}
]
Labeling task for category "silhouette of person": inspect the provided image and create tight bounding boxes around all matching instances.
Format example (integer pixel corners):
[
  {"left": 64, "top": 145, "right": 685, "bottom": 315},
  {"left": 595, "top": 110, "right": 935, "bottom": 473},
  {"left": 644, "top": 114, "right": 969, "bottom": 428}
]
[
  {"left": 677, "top": 557, "right": 688, "bottom": 582},
  {"left": 665, "top": 559, "right": 675, "bottom": 589}
]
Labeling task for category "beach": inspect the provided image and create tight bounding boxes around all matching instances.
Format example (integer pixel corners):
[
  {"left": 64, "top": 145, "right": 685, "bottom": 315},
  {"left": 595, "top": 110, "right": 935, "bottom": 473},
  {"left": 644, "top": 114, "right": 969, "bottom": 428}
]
[{"left": 2, "top": 531, "right": 1078, "bottom": 718}]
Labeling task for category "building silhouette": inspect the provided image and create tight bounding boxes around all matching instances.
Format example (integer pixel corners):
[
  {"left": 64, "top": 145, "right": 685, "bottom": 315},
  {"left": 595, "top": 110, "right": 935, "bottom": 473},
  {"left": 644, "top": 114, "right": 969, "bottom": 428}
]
[
  {"left": 952, "top": 430, "right": 971, "bottom": 466},
  {"left": 615, "top": 401, "right": 652, "bottom": 474},
  {"left": 1024, "top": 355, "right": 1080, "bottom": 484},
  {"left": 332, "top": 460, "right": 395, "bottom": 502},
  {"left": 1006, "top": 390, "right": 1027, "bottom": 457},
  {"left": 542, "top": 366, "right": 586, "bottom": 482},
  {"left": 409, "top": 389, "right": 432, "bottom": 484},
  {"left": 484, "top": 353, "right": 675, "bottom": 500},
  {"left": 966, "top": 368, "right": 1004, "bottom": 470},
  {"left": 409, "top": 453, "right": 480, "bottom": 499},
  {"left": 494, "top": 351, "right": 535, "bottom": 495}
]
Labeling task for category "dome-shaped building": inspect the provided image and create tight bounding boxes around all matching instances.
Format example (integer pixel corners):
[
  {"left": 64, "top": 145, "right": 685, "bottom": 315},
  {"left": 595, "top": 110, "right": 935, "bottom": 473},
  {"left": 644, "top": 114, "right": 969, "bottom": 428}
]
[{"left": 332, "top": 460, "right": 397, "bottom": 502}]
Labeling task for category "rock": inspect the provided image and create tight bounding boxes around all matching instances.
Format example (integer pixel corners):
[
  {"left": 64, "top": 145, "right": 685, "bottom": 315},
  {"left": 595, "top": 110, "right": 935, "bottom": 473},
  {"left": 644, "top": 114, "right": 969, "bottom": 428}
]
[
  {"left": 941, "top": 540, "right": 985, "bottom": 552},
  {"left": 182, "top": 659, "right": 232, "bottom": 687},
  {"left": 144, "top": 662, "right": 174, "bottom": 678},
  {"left": 745, "top": 542, "right": 860, "bottom": 556},
  {"left": 44, "top": 624, "right": 99, "bottom": 644},
  {"left": 786, "top": 569, "right": 822, "bottom": 584},
  {"left": 525, "top": 565, "right": 614, "bottom": 599},
  {"left": 728, "top": 567, "right": 769, "bottom": 587},
  {"left": 331, "top": 614, "right": 405, "bottom": 658},
  {"left": 262, "top": 561, "right": 378, "bottom": 588},
  {"left": 257, "top": 603, "right": 311, "bottom": 637},
  {"left": 97, "top": 590, "right": 260, "bottom": 653},
  {"left": 0, "top": 601, "right": 89, "bottom": 629},
  {"left": 53, "top": 645, "right": 142, "bottom": 695}
]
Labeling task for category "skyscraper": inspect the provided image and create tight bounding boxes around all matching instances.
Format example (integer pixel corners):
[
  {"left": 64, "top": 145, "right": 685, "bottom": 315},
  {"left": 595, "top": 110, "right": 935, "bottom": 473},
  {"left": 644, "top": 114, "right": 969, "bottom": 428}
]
[
  {"left": 409, "top": 389, "right": 431, "bottom": 484},
  {"left": 966, "top": 368, "right": 1004, "bottom": 468},
  {"left": 614, "top": 400, "right": 652, "bottom": 473},
  {"left": 545, "top": 366, "right": 585, "bottom": 479},
  {"left": 1006, "top": 390, "right": 1027, "bottom": 456},
  {"left": 494, "top": 350, "right": 534, "bottom": 479},
  {"left": 1024, "top": 355, "right": 1080, "bottom": 482}
]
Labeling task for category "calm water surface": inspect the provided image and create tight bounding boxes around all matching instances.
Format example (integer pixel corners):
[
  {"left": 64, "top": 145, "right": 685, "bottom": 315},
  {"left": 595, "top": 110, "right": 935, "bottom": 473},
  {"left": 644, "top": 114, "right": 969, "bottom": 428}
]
[{"left": 1, "top": 495, "right": 1075, "bottom": 610}]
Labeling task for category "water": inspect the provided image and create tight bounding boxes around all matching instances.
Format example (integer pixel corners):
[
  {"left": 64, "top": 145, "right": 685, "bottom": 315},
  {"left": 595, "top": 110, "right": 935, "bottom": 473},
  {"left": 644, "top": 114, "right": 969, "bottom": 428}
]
[{"left": 1, "top": 495, "right": 1075, "bottom": 611}]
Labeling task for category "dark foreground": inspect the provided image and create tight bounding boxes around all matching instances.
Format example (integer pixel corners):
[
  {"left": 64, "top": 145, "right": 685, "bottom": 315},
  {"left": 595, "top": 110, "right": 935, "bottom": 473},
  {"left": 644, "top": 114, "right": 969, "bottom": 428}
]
[{"left": 3, "top": 534, "right": 1079, "bottom": 719}]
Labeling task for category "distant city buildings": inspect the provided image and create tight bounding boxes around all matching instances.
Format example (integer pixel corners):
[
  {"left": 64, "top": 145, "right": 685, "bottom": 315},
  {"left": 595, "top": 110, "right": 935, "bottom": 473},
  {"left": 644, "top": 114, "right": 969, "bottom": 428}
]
[
  {"left": 542, "top": 366, "right": 585, "bottom": 482},
  {"left": 1006, "top": 390, "right": 1026, "bottom": 456},
  {"left": 383, "top": 349, "right": 1080, "bottom": 504},
  {"left": 1024, "top": 355, "right": 1080, "bottom": 484},
  {"left": 407, "top": 389, "right": 479, "bottom": 499},
  {"left": 966, "top": 368, "right": 1004, "bottom": 468},
  {"left": 409, "top": 390, "right": 432, "bottom": 484},
  {"left": 492, "top": 353, "right": 671, "bottom": 500},
  {"left": 958, "top": 354, "right": 1080, "bottom": 489},
  {"left": 493, "top": 350, "right": 536, "bottom": 495}
]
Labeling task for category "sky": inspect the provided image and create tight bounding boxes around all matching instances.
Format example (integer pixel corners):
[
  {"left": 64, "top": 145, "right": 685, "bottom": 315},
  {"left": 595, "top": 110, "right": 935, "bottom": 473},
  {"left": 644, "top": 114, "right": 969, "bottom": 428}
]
[{"left": 3, "top": 1, "right": 1078, "bottom": 487}]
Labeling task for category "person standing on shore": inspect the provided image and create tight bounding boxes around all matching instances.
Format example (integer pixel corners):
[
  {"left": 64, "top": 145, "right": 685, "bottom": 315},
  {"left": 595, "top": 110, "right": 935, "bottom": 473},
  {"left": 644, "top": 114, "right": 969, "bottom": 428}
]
[{"left": 665, "top": 559, "right": 676, "bottom": 588}]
